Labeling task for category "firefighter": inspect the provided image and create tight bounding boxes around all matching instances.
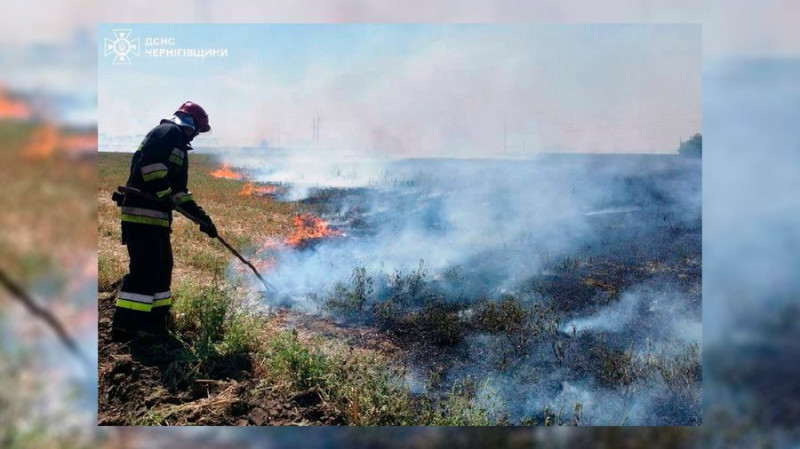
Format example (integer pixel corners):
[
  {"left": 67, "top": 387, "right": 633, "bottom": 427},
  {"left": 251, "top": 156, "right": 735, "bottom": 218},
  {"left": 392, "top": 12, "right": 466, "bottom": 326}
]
[{"left": 112, "top": 101, "right": 218, "bottom": 340}]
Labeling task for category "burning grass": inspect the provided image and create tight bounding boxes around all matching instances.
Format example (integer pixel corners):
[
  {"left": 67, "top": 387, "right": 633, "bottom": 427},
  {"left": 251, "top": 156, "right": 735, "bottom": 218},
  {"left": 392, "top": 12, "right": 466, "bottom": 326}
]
[
  {"left": 1, "top": 122, "right": 95, "bottom": 282},
  {"left": 98, "top": 152, "right": 505, "bottom": 426},
  {"left": 210, "top": 163, "right": 244, "bottom": 180},
  {"left": 287, "top": 213, "right": 343, "bottom": 248},
  {"left": 239, "top": 181, "right": 279, "bottom": 197}
]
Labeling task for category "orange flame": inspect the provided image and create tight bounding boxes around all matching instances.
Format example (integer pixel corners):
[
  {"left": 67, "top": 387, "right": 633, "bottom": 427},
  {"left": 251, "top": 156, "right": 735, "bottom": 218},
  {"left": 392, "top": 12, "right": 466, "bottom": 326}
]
[
  {"left": 287, "top": 213, "right": 342, "bottom": 248},
  {"left": 210, "top": 164, "right": 244, "bottom": 180},
  {"left": 21, "top": 124, "right": 97, "bottom": 159},
  {"left": 239, "top": 182, "right": 278, "bottom": 196},
  {"left": 23, "top": 124, "right": 59, "bottom": 159},
  {"left": 0, "top": 87, "right": 32, "bottom": 120},
  {"left": 60, "top": 133, "right": 98, "bottom": 154},
  {"left": 250, "top": 239, "right": 282, "bottom": 272}
]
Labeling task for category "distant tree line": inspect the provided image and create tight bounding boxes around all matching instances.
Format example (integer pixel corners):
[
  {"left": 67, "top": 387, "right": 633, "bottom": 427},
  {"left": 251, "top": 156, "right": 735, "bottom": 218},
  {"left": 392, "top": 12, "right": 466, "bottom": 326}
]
[{"left": 678, "top": 133, "right": 702, "bottom": 157}]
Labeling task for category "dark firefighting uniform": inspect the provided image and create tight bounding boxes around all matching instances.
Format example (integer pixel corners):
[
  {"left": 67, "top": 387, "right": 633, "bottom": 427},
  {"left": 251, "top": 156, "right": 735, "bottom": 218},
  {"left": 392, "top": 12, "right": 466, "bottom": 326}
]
[{"left": 112, "top": 120, "right": 212, "bottom": 334}]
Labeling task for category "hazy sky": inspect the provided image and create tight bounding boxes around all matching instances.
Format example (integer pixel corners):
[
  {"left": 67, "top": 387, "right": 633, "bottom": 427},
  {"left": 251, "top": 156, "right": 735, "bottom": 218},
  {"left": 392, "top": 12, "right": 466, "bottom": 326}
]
[
  {"left": 4, "top": 0, "right": 800, "bottom": 58},
  {"left": 97, "top": 24, "right": 699, "bottom": 155},
  {"left": 4, "top": 1, "right": 799, "bottom": 148}
]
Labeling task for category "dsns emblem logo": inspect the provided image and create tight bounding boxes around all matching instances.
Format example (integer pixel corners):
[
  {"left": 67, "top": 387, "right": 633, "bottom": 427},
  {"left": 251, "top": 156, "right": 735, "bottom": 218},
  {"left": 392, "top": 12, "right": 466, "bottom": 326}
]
[{"left": 104, "top": 29, "right": 139, "bottom": 65}]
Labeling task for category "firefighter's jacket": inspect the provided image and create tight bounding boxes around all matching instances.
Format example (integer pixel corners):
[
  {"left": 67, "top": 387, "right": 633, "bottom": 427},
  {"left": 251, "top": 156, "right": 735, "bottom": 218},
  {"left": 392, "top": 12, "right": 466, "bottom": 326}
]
[{"left": 121, "top": 120, "right": 210, "bottom": 230}]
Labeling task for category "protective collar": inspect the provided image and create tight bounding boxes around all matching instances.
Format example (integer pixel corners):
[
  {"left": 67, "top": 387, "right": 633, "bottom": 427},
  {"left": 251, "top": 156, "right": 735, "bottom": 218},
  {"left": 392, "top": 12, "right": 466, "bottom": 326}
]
[{"left": 166, "top": 113, "right": 197, "bottom": 131}]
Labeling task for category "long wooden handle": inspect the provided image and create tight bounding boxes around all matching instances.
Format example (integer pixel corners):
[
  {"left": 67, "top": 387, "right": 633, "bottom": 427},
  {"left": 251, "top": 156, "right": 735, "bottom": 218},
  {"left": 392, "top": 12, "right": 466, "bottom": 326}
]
[
  {"left": 0, "top": 268, "right": 91, "bottom": 368},
  {"left": 216, "top": 237, "right": 276, "bottom": 293}
]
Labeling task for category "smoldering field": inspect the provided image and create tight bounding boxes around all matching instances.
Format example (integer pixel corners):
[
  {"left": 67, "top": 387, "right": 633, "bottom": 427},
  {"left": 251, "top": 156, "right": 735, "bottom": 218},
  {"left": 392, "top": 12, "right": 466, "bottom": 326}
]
[{"left": 223, "top": 150, "right": 701, "bottom": 425}]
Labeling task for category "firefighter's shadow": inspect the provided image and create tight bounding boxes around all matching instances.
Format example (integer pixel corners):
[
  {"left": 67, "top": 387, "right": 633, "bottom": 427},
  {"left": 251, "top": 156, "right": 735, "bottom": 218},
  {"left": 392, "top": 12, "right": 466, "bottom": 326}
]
[
  {"left": 127, "top": 333, "right": 185, "bottom": 369},
  {"left": 127, "top": 332, "right": 253, "bottom": 392}
]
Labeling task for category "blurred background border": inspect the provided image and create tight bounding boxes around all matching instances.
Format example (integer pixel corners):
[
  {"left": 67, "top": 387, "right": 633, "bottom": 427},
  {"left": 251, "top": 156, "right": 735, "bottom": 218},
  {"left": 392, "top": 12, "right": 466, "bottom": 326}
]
[{"left": 1, "top": 1, "right": 799, "bottom": 447}]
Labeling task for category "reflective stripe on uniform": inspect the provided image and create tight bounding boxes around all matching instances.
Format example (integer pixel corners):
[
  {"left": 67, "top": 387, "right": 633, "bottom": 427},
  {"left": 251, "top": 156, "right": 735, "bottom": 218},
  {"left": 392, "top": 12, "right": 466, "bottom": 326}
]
[
  {"left": 153, "top": 299, "right": 171, "bottom": 307},
  {"left": 141, "top": 162, "right": 168, "bottom": 174},
  {"left": 117, "top": 290, "right": 154, "bottom": 312},
  {"left": 116, "top": 299, "right": 153, "bottom": 312},
  {"left": 156, "top": 187, "right": 172, "bottom": 198},
  {"left": 171, "top": 191, "right": 193, "bottom": 205},
  {"left": 119, "top": 290, "right": 154, "bottom": 303},
  {"left": 141, "top": 163, "right": 169, "bottom": 181},
  {"left": 169, "top": 148, "right": 186, "bottom": 166},
  {"left": 121, "top": 214, "right": 169, "bottom": 227},
  {"left": 121, "top": 206, "right": 171, "bottom": 227},
  {"left": 153, "top": 290, "right": 172, "bottom": 308},
  {"left": 142, "top": 170, "right": 169, "bottom": 181}
]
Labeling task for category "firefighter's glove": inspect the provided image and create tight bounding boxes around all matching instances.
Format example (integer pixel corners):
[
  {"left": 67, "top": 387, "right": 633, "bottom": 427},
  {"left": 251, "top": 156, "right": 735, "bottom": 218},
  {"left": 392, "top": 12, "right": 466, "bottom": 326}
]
[
  {"left": 111, "top": 191, "right": 125, "bottom": 207},
  {"left": 200, "top": 220, "right": 218, "bottom": 238}
]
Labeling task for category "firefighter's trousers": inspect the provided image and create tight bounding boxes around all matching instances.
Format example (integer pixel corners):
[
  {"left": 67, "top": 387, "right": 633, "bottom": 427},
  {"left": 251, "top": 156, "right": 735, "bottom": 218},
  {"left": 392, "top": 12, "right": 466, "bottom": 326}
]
[{"left": 112, "top": 225, "right": 173, "bottom": 334}]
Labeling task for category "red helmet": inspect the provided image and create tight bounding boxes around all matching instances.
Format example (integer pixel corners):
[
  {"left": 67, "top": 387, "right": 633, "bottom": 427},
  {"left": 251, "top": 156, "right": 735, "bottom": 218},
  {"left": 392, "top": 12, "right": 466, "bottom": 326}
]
[{"left": 176, "top": 101, "right": 210, "bottom": 133}]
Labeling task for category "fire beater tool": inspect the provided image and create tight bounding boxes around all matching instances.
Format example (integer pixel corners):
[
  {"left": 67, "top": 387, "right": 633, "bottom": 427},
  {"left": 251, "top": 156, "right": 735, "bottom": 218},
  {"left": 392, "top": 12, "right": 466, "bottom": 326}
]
[{"left": 116, "top": 186, "right": 276, "bottom": 294}]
